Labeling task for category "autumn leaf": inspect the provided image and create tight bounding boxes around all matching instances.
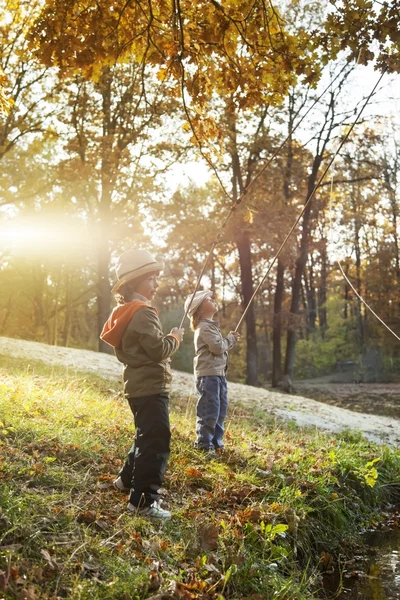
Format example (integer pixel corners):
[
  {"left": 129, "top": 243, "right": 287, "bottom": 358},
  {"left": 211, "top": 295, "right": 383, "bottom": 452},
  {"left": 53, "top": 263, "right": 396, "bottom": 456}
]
[
  {"left": 199, "top": 522, "right": 219, "bottom": 551},
  {"left": 185, "top": 467, "right": 202, "bottom": 478},
  {"left": 76, "top": 510, "right": 97, "bottom": 524},
  {"left": 0, "top": 571, "right": 6, "bottom": 591}
]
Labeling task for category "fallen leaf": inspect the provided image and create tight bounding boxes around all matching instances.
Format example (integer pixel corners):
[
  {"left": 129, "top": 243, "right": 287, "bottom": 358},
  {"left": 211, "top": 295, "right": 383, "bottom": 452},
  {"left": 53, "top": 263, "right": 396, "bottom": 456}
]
[
  {"left": 32, "top": 567, "right": 43, "bottom": 582},
  {"left": 82, "top": 562, "right": 100, "bottom": 572},
  {"left": 76, "top": 511, "right": 97, "bottom": 524},
  {"left": 199, "top": 523, "right": 219, "bottom": 551},
  {"left": 40, "top": 549, "right": 58, "bottom": 570},
  {"left": 0, "top": 544, "right": 22, "bottom": 551},
  {"left": 19, "top": 587, "right": 37, "bottom": 600},
  {"left": 95, "top": 519, "right": 110, "bottom": 531},
  {"left": 144, "top": 595, "right": 175, "bottom": 600},
  {"left": 185, "top": 467, "right": 202, "bottom": 478},
  {"left": 319, "top": 551, "right": 334, "bottom": 573},
  {"left": 148, "top": 569, "right": 161, "bottom": 592},
  {"left": 0, "top": 571, "right": 6, "bottom": 591}
]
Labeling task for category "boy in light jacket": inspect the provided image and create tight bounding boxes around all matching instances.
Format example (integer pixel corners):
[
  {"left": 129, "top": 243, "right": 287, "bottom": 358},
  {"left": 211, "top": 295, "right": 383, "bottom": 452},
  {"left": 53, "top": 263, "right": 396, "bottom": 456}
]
[{"left": 184, "top": 291, "right": 239, "bottom": 457}]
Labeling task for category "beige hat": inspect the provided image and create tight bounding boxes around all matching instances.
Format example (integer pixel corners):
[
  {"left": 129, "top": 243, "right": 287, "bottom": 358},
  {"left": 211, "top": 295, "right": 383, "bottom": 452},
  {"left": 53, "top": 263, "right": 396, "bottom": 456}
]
[
  {"left": 184, "top": 290, "right": 213, "bottom": 318},
  {"left": 112, "top": 248, "right": 162, "bottom": 293}
]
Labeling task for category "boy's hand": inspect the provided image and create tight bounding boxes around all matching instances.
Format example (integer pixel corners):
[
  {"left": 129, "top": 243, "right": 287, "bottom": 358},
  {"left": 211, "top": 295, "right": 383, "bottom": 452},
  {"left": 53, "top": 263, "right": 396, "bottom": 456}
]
[
  {"left": 170, "top": 327, "right": 185, "bottom": 343},
  {"left": 230, "top": 331, "right": 240, "bottom": 341}
]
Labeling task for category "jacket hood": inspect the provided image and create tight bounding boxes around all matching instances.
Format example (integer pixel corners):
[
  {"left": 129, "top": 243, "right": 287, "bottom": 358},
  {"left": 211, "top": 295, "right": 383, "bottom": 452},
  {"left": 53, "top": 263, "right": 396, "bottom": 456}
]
[{"left": 100, "top": 301, "right": 156, "bottom": 347}]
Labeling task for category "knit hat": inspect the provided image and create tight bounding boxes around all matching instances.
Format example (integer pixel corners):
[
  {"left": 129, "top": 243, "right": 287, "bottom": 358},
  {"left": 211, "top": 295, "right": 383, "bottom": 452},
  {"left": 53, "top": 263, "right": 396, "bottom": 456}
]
[
  {"left": 184, "top": 290, "right": 213, "bottom": 318},
  {"left": 111, "top": 248, "right": 162, "bottom": 293}
]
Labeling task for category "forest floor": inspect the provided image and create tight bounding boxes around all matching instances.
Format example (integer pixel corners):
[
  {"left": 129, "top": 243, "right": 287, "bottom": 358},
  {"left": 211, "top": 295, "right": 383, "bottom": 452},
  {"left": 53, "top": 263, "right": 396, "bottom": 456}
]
[
  {"left": 1, "top": 351, "right": 400, "bottom": 600},
  {"left": 295, "top": 380, "right": 400, "bottom": 420},
  {"left": 0, "top": 336, "right": 399, "bottom": 447}
]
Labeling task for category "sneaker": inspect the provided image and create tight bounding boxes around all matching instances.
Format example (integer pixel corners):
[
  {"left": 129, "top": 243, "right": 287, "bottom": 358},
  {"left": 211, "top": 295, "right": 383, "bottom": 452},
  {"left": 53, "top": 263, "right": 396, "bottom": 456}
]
[
  {"left": 127, "top": 500, "right": 171, "bottom": 519},
  {"left": 204, "top": 449, "right": 218, "bottom": 461},
  {"left": 113, "top": 476, "right": 130, "bottom": 492}
]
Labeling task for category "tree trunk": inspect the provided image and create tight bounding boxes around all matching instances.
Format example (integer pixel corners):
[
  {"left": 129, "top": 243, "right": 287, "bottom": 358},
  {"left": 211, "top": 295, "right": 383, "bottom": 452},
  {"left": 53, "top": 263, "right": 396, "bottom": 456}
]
[
  {"left": 53, "top": 270, "right": 60, "bottom": 346},
  {"left": 33, "top": 265, "right": 47, "bottom": 339},
  {"left": 284, "top": 158, "right": 322, "bottom": 383},
  {"left": 63, "top": 268, "right": 72, "bottom": 347},
  {"left": 301, "top": 279, "right": 308, "bottom": 339},
  {"left": 318, "top": 240, "right": 328, "bottom": 334},
  {"left": 344, "top": 263, "right": 350, "bottom": 320},
  {"left": 227, "top": 103, "right": 258, "bottom": 385},
  {"left": 0, "top": 294, "right": 13, "bottom": 335},
  {"left": 97, "top": 240, "right": 112, "bottom": 354},
  {"left": 259, "top": 291, "right": 271, "bottom": 381},
  {"left": 275, "top": 93, "right": 294, "bottom": 387},
  {"left": 305, "top": 257, "right": 317, "bottom": 332},
  {"left": 98, "top": 67, "right": 114, "bottom": 354},
  {"left": 272, "top": 258, "right": 284, "bottom": 387},
  {"left": 353, "top": 183, "right": 364, "bottom": 351},
  {"left": 237, "top": 229, "right": 259, "bottom": 386}
]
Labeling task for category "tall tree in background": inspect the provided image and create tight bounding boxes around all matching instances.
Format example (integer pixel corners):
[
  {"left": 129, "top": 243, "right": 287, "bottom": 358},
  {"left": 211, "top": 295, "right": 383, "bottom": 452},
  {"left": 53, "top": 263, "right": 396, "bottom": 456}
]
[
  {"left": 57, "top": 64, "right": 180, "bottom": 352},
  {"left": 283, "top": 67, "right": 355, "bottom": 388},
  {"left": 0, "top": 0, "right": 56, "bottom": 169}
]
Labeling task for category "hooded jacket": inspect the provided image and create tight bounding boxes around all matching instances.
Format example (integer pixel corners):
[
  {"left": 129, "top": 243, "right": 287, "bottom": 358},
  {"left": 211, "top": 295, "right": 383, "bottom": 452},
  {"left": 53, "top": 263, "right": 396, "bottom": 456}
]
[
  {"left": 101, "top": 299, "right": 180, "bottom": 399},
  {"left": 194, "top": 318, "right": 237, "bottom": 378}
]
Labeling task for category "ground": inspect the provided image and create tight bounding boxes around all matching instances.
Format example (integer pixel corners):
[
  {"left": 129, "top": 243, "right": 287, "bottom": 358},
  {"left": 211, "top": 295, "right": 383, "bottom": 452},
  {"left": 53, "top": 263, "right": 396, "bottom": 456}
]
[
  {"left": 1, "top": 338, "right": 400, "bottom": 599},
  {"left": 1, "top": 336, "right": 399, "bottom": 447},
  {"left": 296, "top": 379, "right": 400, "bottom": 419}
]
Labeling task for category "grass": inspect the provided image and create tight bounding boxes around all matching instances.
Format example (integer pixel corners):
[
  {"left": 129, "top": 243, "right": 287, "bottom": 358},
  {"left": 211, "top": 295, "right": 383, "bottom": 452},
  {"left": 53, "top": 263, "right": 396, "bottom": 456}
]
[{"left": 0, "top": 354, "right": 400, "bottom": 600}]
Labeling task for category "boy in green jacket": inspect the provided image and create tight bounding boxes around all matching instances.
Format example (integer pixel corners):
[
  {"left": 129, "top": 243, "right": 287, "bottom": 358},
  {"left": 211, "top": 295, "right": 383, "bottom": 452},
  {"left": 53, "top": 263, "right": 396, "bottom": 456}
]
[{"left": 101, "top": 248, "right": 184, "bottom": 519}]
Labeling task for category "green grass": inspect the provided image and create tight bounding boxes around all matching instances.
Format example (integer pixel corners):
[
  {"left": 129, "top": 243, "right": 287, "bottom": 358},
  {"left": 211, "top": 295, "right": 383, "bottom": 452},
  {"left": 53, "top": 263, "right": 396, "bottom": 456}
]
[{"left": 0, "top": 354, "right": 400, "bottom": 600}]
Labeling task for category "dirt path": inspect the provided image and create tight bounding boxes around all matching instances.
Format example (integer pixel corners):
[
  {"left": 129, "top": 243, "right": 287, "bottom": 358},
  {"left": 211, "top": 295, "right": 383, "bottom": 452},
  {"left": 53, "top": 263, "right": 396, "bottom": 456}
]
[{"left": 1, "top": 336, "right": 399, "bottom": 447}]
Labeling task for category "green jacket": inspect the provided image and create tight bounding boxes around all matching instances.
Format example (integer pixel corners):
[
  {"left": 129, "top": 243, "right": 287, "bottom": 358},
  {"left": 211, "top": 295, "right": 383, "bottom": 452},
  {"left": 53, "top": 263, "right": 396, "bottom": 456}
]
[{"left": 100, "top": 298, "right": 179, "bottom": 399}]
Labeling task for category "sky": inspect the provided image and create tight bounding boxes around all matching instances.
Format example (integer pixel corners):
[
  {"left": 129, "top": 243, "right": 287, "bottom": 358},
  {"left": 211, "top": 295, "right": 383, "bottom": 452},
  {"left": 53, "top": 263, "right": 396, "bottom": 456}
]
[{"left": 164, "top": 64, "right": 400, "bottom": 191}]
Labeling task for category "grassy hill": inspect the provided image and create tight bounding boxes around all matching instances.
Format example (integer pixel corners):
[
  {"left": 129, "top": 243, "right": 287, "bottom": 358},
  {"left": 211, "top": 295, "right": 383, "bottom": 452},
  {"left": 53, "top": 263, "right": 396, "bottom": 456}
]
[{"left": 1, "top": 354, "right": 400, "bottom": 600}]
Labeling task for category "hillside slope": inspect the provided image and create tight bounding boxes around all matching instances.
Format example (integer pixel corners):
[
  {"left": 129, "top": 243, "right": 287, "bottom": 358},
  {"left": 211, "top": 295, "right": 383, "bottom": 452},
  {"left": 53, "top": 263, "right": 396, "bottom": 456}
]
[{"left": 1, "top": 336, "right": 399, "bottom": 446}]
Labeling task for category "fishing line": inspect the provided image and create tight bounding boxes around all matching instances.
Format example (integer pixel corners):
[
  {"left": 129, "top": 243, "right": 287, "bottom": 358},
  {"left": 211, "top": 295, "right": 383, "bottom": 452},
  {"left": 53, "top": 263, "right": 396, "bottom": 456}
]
[
  {"left": 337, "top": 262, "right": 400, "bottom": 342},
  {"left": 326, "top": 64, "right": 400, "bottom": 343},
  {"left": 179, "top": 66, "right": 350, "bottom": 327},
  {"left": 234, "top": 68, "right": 386, "bottom": 332}
]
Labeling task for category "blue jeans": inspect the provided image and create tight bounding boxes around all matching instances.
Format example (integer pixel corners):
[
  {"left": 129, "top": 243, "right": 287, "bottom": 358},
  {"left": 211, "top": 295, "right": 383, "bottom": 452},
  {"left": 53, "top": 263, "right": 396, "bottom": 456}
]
[{"left": 195, "top": 376, "right": 228, "bottom": 450}]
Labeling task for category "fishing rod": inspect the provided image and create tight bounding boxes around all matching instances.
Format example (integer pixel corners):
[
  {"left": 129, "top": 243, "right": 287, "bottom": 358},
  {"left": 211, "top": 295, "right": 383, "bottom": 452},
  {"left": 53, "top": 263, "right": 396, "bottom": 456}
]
[
  {"left": 180, "top": 67, "right": 349, "bottom": 327},
  {"left": 234, "top": 69, "right": 386, "bottom": 332}
]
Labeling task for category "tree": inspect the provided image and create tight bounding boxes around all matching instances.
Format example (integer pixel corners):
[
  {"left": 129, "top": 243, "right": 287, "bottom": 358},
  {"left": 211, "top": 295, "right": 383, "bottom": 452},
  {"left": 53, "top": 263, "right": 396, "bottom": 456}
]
[
  {"left": 283, "top": 65, "right": 356, "bottom": 387},
  {"left": 55, "top": 63, "right": 181, "bottom": 351},
  {"left": 0, "top": 0, "right": 56, "bottom": 166},
  {"left": 318, "top": 0, "right": 400, "bottom": 73}
]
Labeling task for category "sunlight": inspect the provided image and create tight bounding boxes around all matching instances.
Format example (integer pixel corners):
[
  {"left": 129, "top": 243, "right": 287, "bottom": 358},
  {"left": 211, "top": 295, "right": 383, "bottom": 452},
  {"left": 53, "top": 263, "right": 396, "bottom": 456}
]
[
  {"left": 1, "top": 225, "right": 46, "bottom": 247},
  {"left": 0, "top": 218, "right": 94, "bottom": 259}
]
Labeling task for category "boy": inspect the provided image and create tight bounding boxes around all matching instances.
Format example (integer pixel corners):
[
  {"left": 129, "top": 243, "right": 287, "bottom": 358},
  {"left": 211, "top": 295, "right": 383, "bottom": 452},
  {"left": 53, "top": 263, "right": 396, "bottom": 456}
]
[
  {"left": 101, "top": 248, "right": 184, "bottom": 518},
  {"left": 184, "top": 290, "right": 239, "bottom": 457}
]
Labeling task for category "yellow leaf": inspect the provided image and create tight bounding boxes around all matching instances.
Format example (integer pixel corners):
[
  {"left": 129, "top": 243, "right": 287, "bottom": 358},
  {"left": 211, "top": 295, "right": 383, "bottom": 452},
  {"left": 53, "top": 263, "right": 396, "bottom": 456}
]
[{"left": 157, "top": 68, "right": 168, "bottom": 81}]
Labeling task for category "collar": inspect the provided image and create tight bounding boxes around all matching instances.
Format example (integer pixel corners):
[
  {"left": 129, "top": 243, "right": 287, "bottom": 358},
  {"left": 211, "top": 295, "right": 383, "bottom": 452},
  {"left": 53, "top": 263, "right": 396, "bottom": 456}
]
[
  {"left": 200, "top": 318, "right": 220, "bottom": 326},
  {"left": 131, "top": 292, "right": 151, "bottom": 304}
]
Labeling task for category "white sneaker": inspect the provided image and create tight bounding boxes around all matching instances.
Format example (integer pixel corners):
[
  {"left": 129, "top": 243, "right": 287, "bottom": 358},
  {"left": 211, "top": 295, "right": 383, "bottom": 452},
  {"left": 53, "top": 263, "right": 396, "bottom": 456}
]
[
  {"left": 113, "top": 476, "right": 130, "bottom": 492},
  {"left": 127, "top": 500, "right": 171, "bottom": 519}
]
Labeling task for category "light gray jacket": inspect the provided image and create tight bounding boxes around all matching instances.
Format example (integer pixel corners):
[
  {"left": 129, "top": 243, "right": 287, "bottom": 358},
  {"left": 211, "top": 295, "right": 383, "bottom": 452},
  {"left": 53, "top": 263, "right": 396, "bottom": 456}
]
[{"left": 194, "top": 318, "right": 237, "bottom": 377}]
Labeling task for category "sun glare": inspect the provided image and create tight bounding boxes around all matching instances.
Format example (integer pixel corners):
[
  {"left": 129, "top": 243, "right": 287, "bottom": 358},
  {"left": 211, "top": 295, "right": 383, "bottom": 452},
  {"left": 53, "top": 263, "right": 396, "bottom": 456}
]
[
  {"left": 1, "top": 226, "right": 45, "bottom": 247},
  {"left": 0, "top": 218, "right": 93, "bottom": 259}
]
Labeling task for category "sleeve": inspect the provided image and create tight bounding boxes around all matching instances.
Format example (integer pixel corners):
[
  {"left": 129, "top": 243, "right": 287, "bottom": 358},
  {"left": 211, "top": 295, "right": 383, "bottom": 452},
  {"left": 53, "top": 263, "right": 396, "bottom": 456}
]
[
  {"left": 200, "top": 323, "right": 236, "bottom": 355},
  {"left": 123, "top": 308, "right": 179, "bottom": 362}
]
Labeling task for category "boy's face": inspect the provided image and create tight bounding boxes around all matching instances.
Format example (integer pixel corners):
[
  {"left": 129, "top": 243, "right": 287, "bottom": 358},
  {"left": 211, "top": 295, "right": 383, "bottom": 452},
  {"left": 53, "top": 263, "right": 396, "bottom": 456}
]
[
  {"left": 136, "top": 272, "right": 160, "bottom": 301},
  {"left": 199, "top": 295, "right": 218, "bottom": 318}
]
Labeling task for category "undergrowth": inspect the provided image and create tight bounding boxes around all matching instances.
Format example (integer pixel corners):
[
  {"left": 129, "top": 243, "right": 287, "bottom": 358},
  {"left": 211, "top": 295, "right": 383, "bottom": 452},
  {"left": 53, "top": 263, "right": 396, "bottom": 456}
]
[{"left": 0, "top": 354, "right": 399, "bottom": 600}]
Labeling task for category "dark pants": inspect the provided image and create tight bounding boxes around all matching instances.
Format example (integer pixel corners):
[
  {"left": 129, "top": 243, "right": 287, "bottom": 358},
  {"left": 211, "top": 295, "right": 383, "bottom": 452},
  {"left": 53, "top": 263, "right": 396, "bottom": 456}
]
[
  {"left": 195, "top": 376, "right": 228, "bottom": 450},
  {"left": 119, "top": 393, "right": 170, "bottom": 507}
]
